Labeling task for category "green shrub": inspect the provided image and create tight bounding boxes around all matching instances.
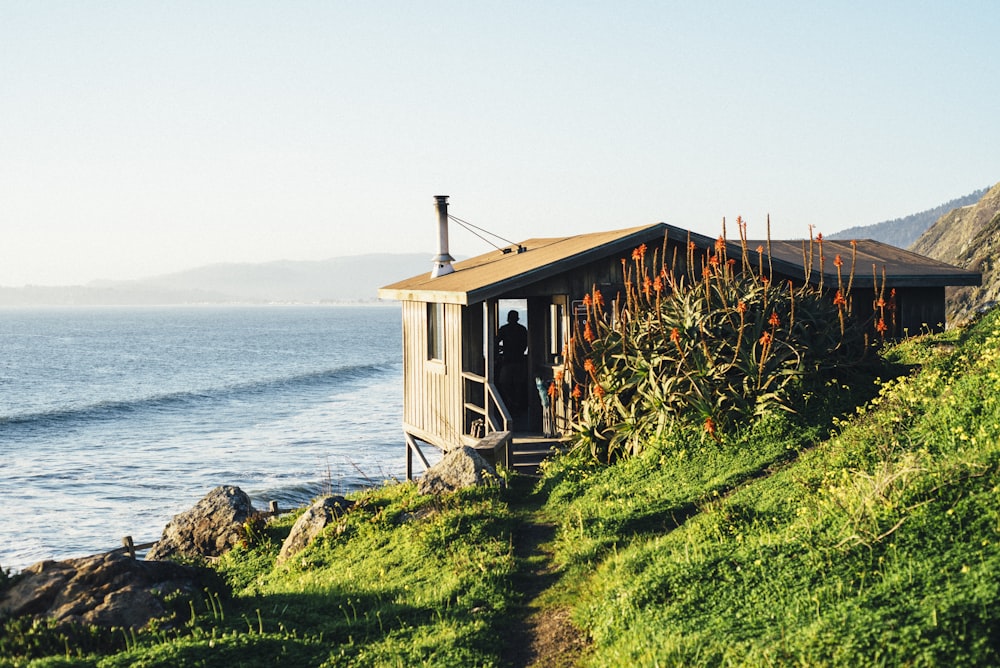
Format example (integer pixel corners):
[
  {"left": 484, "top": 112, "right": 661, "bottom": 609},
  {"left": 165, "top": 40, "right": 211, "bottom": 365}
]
[{"left": 564, "top": 227, "right": 876, "bottom": 462}]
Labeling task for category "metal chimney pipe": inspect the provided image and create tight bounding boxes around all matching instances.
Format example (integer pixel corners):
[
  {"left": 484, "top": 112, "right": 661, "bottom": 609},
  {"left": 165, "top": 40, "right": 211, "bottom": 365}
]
[{"left": 431, "top": 195, "right": 455, "bottom": 278}]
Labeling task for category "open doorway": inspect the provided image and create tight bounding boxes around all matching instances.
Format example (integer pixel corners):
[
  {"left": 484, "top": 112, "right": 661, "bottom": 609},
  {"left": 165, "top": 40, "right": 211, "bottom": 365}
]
[
  {"left": 497, "top": 299, "right": 527, "bottom": 330},
  {"left": 495, "top": 299, "right": 530, "bottom": 430}
]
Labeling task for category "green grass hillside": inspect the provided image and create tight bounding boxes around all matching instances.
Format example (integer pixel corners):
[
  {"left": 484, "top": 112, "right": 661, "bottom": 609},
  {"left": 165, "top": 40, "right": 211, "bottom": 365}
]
[
  {"left": 541, "top": 307, "right": 1000, "bottom": 665},
  {"left": 3, "top": 308, "right": 999, "bottom": 666}
]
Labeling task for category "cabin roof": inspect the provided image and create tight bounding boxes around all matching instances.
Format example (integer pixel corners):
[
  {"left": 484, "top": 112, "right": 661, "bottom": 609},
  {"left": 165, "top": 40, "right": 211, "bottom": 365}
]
[
  {"left": 749, "top": 238, "right": 982, "bottom": 289},
  {"left": 378, "top": 222, "right": 981, "bottom": 305},
  {"left": 378, "top": 223, "right": 669, "bottom": 305}
]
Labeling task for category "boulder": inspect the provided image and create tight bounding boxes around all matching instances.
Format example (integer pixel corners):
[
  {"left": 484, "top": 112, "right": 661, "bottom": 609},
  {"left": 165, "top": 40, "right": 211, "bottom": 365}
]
[
  {"left": 0, "top": 551, "right": 213, "bottom": 629},
  {"left": 146, "top": 485, "right": 256, "bottom": 561},
  {"left": 417, "top": 446, "right": 505, "bottom": 495},
  {"left": 277, "top": 495, "right": 354, "bottom": 564}
]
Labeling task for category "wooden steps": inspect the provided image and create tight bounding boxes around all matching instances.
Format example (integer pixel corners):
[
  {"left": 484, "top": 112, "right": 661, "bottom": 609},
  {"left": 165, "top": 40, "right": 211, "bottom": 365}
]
[{"left": 509, "top": 435, "right": 567, "bottom": 476}]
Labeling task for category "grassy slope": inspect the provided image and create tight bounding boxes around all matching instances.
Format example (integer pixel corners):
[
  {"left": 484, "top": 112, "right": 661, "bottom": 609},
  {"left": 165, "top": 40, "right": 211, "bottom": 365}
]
[
  {"left": 1, "top": 485, "right": 520, "bottom": 667},
  {"left": 541, "top": 308, "right": 1000, "bottom": 666},
  {"left": 3, "top": 310, "right": 999, "bottom": 667}
]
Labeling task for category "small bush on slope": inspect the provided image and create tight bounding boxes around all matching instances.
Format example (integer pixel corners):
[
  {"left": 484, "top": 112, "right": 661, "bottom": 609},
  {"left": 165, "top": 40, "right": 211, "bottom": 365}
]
[{"left": 541, "top": 307, "right": 1000, "bottom": 666}]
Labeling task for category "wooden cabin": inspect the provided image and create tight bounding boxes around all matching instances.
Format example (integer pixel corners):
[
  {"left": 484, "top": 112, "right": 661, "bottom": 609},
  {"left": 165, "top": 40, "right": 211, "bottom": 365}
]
[{"left": 378, "top": 197, "right": 980, "bottom": 476}]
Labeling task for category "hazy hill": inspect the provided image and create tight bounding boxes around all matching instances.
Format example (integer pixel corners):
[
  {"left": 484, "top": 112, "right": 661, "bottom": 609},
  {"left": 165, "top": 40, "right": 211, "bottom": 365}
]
[
  {"left": 829, "top": 187, "right": 989, "bottom": 247},
  {"left": 0, "top": 253, "right": 433, "bottom": 306},
  {"left": 910, "top": 181, "right": 1000, "bottom": 324},
  {"left": 4, "top": 186, "right": 997, "bottom": 308}
]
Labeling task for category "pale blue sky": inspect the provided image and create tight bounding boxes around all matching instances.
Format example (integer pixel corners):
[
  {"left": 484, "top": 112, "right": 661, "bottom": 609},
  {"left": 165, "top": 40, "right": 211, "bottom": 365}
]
[{"left": 2, "top": 1, "right": 997, "bottom": 286}]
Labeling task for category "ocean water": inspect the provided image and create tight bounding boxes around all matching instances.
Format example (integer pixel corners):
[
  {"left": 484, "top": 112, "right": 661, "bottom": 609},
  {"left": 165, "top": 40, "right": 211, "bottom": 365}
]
[{"left": 0, "top": 305, "right": 433, "bottom": 572}]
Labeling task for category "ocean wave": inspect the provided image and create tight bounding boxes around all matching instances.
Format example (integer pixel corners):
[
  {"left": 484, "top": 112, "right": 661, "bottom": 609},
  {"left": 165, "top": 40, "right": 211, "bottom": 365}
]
[
  {"left": 248, "top": 475, "right": 382, "bottom": 509},
  {"left": 0, "top": 361, "right": 397, "bottom": 430}
]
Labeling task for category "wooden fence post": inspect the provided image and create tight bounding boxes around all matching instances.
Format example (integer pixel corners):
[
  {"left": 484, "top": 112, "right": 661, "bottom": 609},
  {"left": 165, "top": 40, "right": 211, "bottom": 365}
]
[{"left": 122, "top": 536, "right": 135, "bottom": 559}]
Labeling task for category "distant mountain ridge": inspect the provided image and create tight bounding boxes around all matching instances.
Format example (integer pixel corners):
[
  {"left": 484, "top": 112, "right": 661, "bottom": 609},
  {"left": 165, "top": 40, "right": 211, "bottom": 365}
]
[
  {"left": 829, "top": 188, "right": 989, "bottom": 248},
  {"left": 0, "top": 253, "right": 433, "bottom": 306},
  {"left": 4, "top": 186, "right": 997, "bottom": 308}
]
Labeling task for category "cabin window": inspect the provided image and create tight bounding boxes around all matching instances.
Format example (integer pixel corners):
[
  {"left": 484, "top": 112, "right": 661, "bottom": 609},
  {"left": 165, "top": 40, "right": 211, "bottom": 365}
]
[{"left": 427, "top": 302, "right": 445, "bottom": 361}]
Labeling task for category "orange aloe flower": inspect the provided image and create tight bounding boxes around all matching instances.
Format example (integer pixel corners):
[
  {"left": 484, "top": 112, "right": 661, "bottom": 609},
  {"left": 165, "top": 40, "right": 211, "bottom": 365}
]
[
  {"left": 571, "top": 384, "right": 583, "bottom": 400},
  {"left": 737, "top": 301, "right": 747, "bottom": 314},
  {"left": 704, "top": 416, "right": 717, "bottom": 438},
  {"left": 833, "top": 290, "right": 847, "bottom": 306},
  {"left": 876, "top": 318, "right": 888, "bottom": 334},
  {"left": 768, "top": 312, "right": 781, "bottom": 328},
  {"left": 632, "top": 244, "right": 647, "bottom": 261},
  {"left": 593, "top": 289, "right": 605, "bottom": 308},
  {"left": 584, "top": 358, "right": 596, "bottom": 374},
  {"left": 547, "top": 382, "right": 558, "bottom": 399},
  {"left": 653, "top": 275, "right": 663, "bottom": 293},
  {"left": 759, "top": 331, "right": 772, "bottom": 346},
  {"left": 756, "top": 245, "right": 765, "bottom": 254},
  {"left": 670, "top": 327, "right": 681, "bottom": 344},
  {"left": 715, "top": 235, "right": 726, "bottom": 253},
  {"left": 834, "top": 254, "right": 843, "bottom": 268},
  {"left": 583, "top": 321, "right": 595, "bottom": 343},
  {"left": 583, "top": 293, "right": 592, "bottom": 307},
  {"left": 554, "top": 370, "right": 564, "bottom": 384},
  {"left": 709, "top": 253, "right": 720, "bottom": 267},
  {"left": 593, "top": 384, "right": 606, "bottom": 399}
]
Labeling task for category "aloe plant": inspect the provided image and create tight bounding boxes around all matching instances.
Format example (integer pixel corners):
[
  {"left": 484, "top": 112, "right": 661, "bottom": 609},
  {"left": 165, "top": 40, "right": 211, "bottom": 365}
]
[{"left": 564, "top": 226, "right": 872, "bottom": 462}]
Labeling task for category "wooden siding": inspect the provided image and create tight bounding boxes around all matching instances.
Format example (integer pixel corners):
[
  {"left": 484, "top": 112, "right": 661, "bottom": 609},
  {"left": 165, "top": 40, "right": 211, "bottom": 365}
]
[
  {"left": 401, "top": 301, "right": 465, "bottom": 451},
  {"left": 848, "top": 285, "right": 947, "bottom": 337}
]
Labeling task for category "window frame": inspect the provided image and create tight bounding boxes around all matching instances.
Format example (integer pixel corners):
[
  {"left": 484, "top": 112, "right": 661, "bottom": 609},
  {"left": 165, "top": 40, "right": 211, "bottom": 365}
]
[{"left": 427, "top": 302, "right": 445, "bottom": 362}]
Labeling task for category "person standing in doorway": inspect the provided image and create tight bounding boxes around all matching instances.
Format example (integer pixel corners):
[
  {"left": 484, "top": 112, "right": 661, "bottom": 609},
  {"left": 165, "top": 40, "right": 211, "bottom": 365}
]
[{"left": 496, "top": 310, "right": 528, "bottom": 411}]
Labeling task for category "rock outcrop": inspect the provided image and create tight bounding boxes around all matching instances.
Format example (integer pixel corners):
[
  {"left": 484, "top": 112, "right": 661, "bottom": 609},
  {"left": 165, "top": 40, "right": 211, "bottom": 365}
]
[
  {"left": 0, "top": 551, "right": 214, "bottom": 629},
  {"left": 417, "top": 446, "right": 505, "bottom": 495},
  {"left": 146, "top": 485, "right": 256, "bottom": 561},
  {"left": 911, "top": 181, "right": 1000, "bottom": 324},
  {"left": 277, "top": 495, "right": 354, "bottom": 564}
]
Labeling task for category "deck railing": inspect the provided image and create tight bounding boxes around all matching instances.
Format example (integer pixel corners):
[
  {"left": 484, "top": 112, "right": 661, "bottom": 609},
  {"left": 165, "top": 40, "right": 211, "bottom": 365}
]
[{"left": 461, "top": 371, "right": 511, "bottom": 436}]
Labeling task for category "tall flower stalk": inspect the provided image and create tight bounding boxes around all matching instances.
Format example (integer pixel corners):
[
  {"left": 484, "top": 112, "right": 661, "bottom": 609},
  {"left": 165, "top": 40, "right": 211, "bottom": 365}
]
[{"left": 565, "top": 224, "right": 873, "bottom": 463}]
